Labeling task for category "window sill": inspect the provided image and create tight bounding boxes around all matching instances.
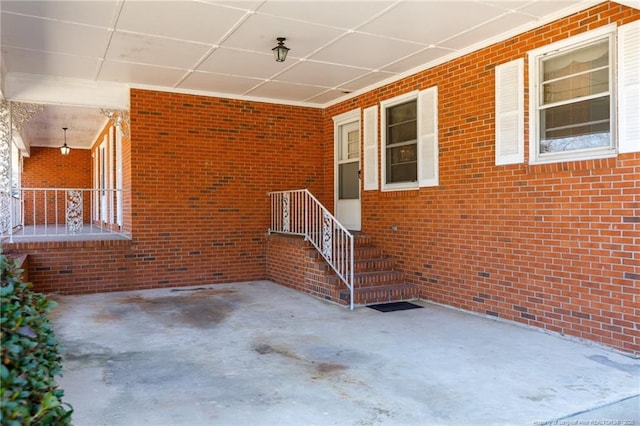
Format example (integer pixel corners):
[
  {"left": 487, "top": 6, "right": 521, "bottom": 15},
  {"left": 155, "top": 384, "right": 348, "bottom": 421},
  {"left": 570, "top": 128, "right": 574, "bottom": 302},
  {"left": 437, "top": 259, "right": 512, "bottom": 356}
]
[
  {"left": 527, "top": 155, "right": 617, "bottom": 175},
  {"left": 381, "top": 182, "right": 418, "bottom": 192}
]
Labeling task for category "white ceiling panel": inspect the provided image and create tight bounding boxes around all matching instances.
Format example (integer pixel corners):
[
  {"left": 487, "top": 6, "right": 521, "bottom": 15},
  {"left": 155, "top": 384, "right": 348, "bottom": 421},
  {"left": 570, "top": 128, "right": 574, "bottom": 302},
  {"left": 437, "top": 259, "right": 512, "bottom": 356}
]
[
  {"left": 381, "top": 46, "right": 453, "bottom": 73},
  {"left": 178, "top": 71, "right": 263, "bottom": 94},
  {"left": 439, "top": 12, "right": 537, "bottom": 50},
  {"left": 256, "top": 1, "right": 395, "bottom": 29},
  {"left": 305, "top": 89, "right": 348, "bottom": 104},
  {"left": 514, "top": 1, "right": 589, "bottom": 17},
  {"left": 338, "top": 70, "right": 397, "bottom": 92},
  {"left": 220, "top": 13, "right": 344, "bottom": 57},
  {"left": 359, "top": 1, "right": 510, "bottom": 44},
  {"left": 197, "top": 47, "right": 293, "bottom": 79},
  {"left": 99, "top": 61, "right": 187, "bottom": 87},
  {"left": 1, "top": 1, "right": 117, "bottom": 27},
  {"left": 1, "top": 13, "right": 110, "bottom": 57},
  {"left": 246, "top": 80, "right": 328, "bottom": 102},
  {"left": 275, "top": 61, "right": 367, "bottom": 88},
  {"left": 116, "top": 1, "right": 247, "bottom": 44},
  {"left": 106, "top": 31, "right": 211, "bottom": 69},
  {"left": 210, "top": 1, "right": 264, "bottom": 11},
  {"left": 1, "top": 47, "right": 100, "bottom": 80},
  {"left": 309, "top": 32, "right": 424, "bottom": 69}
]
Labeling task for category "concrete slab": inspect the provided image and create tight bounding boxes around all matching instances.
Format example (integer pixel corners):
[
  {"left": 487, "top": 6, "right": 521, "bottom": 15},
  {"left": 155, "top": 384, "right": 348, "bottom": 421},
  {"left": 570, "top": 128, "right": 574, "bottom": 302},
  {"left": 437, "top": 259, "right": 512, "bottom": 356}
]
[{"left": 49, "top": 281, "right": 640, "bottom": 426}]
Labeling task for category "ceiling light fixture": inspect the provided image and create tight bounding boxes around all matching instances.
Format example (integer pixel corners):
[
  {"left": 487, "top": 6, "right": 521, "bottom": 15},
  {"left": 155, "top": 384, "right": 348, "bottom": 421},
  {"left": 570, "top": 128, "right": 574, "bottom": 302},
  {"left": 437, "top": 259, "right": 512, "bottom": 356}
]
[
  {"left": 60, "top": 127, "right": 71, "bottom": 156},
  {"left": 272, "top": 37, "right": 290, "bottom": 63}
]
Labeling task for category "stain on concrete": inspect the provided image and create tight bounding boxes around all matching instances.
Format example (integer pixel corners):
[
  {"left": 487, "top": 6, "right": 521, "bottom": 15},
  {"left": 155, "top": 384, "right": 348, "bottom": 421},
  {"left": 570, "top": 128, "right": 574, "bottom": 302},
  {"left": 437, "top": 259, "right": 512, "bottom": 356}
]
[
  {"left": 315, "top": 362, "right": 348, "bottom": 374},
  {"left": 60, "top": 341, "right": 115, "bottom": 365},
  {"left": 522, "top": 387, "right": 557, "bottom": 402},
  {"left": 253, "top": 342, "right": 349, "bottom": 379},
  {"left": 107, "top": 288, "right": 240, "bottom": 328},
  {"left": 253, "top": 343, "right": 303, "bottom": 361},
  {"left": 588, "top": 355, "right": 640, "bottom": 374}
]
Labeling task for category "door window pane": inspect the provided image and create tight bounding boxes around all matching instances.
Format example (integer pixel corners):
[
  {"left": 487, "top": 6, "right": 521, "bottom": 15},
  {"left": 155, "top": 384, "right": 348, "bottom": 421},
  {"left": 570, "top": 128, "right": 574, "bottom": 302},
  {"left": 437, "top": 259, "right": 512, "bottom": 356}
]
[
  {"left": 347, "top": 129, "right": 359, "bottom": 159},
  {"left": 339, "top": 162, "right": 359, "bottom": 200}
]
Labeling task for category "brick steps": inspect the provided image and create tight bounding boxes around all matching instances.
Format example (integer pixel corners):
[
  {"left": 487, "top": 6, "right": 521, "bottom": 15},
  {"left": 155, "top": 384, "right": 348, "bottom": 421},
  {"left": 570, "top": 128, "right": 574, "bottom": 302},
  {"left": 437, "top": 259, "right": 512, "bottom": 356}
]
[
  {"left": 308, "top": 256, "right": 394, "bottom": 274},
  {"left": 305, "top": 232, "right": 419, "bottom": 307},
  {"left": 326, "top": 270, "right": 405, "bottom": 289},
  {"left": 339, "top": 283, "right": 420, "bottom": 306}
]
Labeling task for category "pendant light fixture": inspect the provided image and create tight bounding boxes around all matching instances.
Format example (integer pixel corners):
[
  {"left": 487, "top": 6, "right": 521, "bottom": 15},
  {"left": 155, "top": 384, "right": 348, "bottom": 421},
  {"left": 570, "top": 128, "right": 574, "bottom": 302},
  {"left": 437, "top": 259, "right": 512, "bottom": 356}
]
[
  {"left": 272, "top": 37, "right": 290, "bottom": 62},
  {"left": 60, "top": 127, "right": 71, "bottom": 156}
]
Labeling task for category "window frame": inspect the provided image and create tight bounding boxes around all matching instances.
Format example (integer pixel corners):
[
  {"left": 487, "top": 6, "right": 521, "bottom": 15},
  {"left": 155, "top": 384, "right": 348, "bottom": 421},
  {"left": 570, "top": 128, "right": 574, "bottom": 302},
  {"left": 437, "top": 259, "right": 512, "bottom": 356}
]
[
  {"left": 528, "top": 24, "right": 617, "bottom": 165},
  {"left": 380, "top": 90, "right": 419, "bottom": 191}
]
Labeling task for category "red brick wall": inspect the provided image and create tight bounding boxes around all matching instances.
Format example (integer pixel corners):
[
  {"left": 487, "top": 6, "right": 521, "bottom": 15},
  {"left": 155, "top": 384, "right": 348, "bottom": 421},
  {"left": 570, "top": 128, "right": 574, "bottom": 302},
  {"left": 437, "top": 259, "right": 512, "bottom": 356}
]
[
  {"left": 6, "top": 240, "right": 135, "bottom": 294},
  {"left": 324, "top": 2, "right": 640, "bottom": 354},
  {"left": 22, "top": 146, "right": 92, "bottom": 225},
  {"left": 128, "top": 89, "right": 325, "bottom": 289}
]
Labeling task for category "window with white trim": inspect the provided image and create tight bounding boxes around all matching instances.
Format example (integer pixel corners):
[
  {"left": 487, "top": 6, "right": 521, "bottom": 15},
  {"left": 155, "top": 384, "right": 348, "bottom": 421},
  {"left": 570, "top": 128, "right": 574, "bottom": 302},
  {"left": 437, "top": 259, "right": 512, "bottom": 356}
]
[
  {"left": 380, "top": 88, "right": 438, "bottom": 191},
  {"left": 386, "top": 99, "right": 417, "bottom": 185},
  {"left": 529, "top": 26, "right": 616, "bottom": 164}
]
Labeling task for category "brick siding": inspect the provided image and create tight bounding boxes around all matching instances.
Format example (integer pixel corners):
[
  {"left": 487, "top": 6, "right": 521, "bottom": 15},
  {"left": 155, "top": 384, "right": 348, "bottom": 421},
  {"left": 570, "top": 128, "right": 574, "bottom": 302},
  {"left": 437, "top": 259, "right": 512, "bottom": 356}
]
[
  {"left": 128, "top": 90, "right": 325, "bottom": 290},
  {"left": 6, "top": 240, "right": 134, "bottom": 294},
  {"left": 324, "top": 2, "right": 640, "bottom": 354}
]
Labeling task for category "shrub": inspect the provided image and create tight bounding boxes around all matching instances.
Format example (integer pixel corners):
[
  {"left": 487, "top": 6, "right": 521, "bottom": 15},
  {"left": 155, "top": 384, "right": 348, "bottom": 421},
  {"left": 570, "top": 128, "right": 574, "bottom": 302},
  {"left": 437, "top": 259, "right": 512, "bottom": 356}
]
[{"left": 1, "top": 252, "right": 72, "bottom": 425}]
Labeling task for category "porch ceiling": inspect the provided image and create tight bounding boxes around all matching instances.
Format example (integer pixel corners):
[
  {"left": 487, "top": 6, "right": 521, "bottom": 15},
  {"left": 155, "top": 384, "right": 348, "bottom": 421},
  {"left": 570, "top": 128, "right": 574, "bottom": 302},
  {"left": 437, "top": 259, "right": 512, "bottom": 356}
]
[{"left": 0, "top": 0, "right": 619, "bottom": 149}]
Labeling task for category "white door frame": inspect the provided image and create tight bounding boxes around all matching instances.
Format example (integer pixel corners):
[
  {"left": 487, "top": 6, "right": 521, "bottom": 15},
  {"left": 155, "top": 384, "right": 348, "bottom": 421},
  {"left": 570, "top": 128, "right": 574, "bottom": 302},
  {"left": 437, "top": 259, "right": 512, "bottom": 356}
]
[
  {"left": 333, "top": 108, "right": 361, "bottom": 231},
  {"left": 99, "top": 137, "right": 108, "bottom": 223}
]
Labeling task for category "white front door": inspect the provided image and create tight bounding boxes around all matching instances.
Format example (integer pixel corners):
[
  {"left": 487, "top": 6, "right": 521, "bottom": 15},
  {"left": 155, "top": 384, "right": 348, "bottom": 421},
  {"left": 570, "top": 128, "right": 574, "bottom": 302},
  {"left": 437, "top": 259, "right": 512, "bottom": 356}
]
[{"left": 336, "top": 121, "right": 361, "bottom": 231}]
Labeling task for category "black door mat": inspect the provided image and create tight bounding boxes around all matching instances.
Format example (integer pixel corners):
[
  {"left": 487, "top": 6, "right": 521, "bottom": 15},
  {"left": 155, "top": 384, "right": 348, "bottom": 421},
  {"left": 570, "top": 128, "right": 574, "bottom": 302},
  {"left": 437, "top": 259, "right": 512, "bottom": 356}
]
[{"left": 367, "top": 301, "right": 424, "bottom": 312}]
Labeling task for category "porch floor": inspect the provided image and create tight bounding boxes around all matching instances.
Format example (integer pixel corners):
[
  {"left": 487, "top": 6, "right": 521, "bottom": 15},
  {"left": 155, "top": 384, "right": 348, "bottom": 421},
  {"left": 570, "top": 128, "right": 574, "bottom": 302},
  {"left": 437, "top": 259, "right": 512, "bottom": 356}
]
[
  {"left": 50, "top": 281, "right": 639, "bottom": 426},
  {"left": 3, "top": 224, "right": 130, "bottom": 243}
]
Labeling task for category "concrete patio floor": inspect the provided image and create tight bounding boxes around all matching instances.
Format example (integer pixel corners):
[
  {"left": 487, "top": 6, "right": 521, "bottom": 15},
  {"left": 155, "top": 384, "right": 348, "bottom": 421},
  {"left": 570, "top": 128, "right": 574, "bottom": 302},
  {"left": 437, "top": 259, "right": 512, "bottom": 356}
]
[{"left": 49, "top": 281, "right": 639, "bottom": 426}]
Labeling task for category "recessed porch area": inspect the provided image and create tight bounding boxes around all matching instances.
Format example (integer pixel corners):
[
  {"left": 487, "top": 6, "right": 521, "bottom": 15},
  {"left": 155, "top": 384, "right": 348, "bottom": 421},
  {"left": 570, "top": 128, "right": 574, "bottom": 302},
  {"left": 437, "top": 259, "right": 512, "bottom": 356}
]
[{"left": 51, "top": 280, "right": 639, "bottom": 425}]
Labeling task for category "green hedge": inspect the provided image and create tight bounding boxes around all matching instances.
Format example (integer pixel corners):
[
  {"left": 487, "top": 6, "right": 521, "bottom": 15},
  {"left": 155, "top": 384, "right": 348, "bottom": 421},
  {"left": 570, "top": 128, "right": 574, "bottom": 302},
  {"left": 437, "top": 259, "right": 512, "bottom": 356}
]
[{"left": 1, "top": 252, "right": 72, "bottom": 425}]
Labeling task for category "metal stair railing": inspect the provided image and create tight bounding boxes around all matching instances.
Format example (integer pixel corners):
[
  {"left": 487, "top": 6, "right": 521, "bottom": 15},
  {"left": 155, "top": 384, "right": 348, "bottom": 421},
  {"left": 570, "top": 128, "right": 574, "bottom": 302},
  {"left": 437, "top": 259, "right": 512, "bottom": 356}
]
[{"left": 268, "top": 189, "right": 355, "bottom": 309}]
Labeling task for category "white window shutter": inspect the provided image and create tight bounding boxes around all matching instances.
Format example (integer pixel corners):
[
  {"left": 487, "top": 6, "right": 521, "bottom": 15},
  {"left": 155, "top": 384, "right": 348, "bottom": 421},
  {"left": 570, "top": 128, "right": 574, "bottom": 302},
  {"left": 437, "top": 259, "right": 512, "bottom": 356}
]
[
  {"left": 618, "top": 20, "right": 640, "bottom": 154},
  {"left": 495, "top": 58, "right": 524, "bottom": 165},
  {"left": 363, "top": 105, "right": 379, "bottom": 191},
  {"left": 418, "top": 87, "right": 438, "bottom": 187}
]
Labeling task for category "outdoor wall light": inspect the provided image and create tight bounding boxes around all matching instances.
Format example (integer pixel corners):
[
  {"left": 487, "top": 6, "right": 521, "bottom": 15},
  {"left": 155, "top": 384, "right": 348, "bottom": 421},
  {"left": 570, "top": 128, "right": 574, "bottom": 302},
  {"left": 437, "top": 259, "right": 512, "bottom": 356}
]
[
  {"left": 60, "top": 127, "right": 71, "bottom": 156},
  {"left": 272, "top": 37, "right": 290, "bottom": 62}
]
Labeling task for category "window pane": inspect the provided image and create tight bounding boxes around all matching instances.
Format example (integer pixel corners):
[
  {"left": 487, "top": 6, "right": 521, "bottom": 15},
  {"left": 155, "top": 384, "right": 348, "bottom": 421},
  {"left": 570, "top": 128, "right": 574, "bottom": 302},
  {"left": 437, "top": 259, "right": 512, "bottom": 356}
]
[
  {"left": 388, "top": 121, "right": 417, "bottom": 145},
  {"left": 339, "top": 162, "right": 359, "bottom": 200},
  {"left": 542, "top": 68, "right": 609, "bottom": 104},
  {"left": 543, "top": 39, "right": 608, "bottom": 80},
  {"left": 385, "top": 100, "right": 418, "bottom": 185},
  {"left": 347, "top": 129, "right": 359, "bottom": 159},
  {"left": 540, "top": 96, "right": 610, "bottom": 153},
  {"left": 387, "top": 101, "right": 416, "bottom": 125},
  {"left": 386, "top": 144, "right": 417, "bottom": 183}
]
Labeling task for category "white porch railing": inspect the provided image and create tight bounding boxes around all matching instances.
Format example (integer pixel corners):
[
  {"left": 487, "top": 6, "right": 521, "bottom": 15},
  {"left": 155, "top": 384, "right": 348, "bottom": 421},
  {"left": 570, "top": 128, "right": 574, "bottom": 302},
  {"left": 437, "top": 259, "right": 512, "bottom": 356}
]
[
  {"left": 268, "top": 189, "right": 355, "bottom": 309},
  {"left": 1, "top": 187, "right": 129, "bottom": 242}
]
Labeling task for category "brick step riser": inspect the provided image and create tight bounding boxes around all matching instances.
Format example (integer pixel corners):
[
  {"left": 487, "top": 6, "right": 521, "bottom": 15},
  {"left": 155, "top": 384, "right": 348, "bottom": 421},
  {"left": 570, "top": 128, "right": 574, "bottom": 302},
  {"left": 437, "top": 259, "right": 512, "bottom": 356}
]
[
  {"left": 307, "top": 258, "right": 395, "bottom": 274},
  {"left": 354, "top": 259, "right": 395, "bottom": 273},
  {"left": 304, "top": 245, "right": 383, "bottom": 260},
  {"left": 325, "top": 272, "right": 404, "bottom": 289},
  {"left": 338, "top": 285, "right": 420, "bottom": 306},
  {"left": 353, "top": 236, "right": 372, "bottom": 247}
]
